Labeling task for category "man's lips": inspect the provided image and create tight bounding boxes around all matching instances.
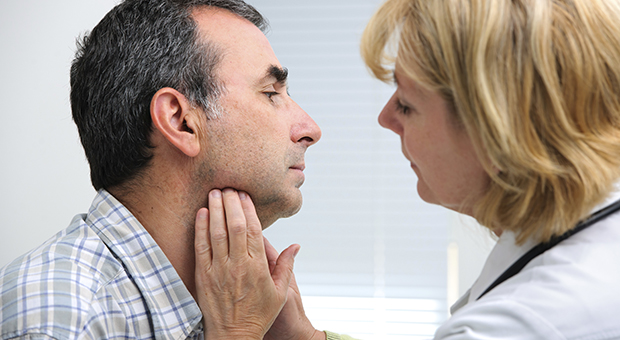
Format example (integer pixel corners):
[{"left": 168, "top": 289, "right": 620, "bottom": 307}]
[{"left": 290, "top": 164, "right": 306, "bottom": 171}]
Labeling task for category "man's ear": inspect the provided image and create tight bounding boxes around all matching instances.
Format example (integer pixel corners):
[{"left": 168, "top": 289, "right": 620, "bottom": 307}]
[{"left": 150, "top": 87, "right": 202, "bottom": 158}]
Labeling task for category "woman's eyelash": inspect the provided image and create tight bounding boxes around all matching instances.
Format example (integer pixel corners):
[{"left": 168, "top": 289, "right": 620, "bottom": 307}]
[{"left": 396, "top": 100, "right": 411, "bottom": 115}]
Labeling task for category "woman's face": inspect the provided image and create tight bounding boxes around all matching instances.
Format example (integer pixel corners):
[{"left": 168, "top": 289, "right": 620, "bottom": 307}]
[{"left": 378, "top": 63, "right": 489, "bottom": 215}]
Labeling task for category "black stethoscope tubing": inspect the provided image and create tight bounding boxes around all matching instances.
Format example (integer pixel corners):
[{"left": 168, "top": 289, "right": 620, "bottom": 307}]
[{"left": 477, "top": 198, "right": 620, "bottom": 300}]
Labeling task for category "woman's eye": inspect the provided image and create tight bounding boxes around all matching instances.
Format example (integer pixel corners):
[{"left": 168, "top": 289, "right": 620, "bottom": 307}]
[{"left": 396, "top": 100, "right": 410, "bottom": 115}]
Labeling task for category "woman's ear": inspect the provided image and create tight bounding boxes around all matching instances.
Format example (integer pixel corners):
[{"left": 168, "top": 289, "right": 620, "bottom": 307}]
[{"left": 150, "top": 87, "right": 202, "bottom": 157}]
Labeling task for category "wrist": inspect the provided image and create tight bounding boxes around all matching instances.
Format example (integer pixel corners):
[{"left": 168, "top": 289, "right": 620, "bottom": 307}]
[
  {"left": 205, "top": 330, "right": 263, "bottom": 340},
  {"left": 311, "top": 330, "right": 327, "bottom": 340}
]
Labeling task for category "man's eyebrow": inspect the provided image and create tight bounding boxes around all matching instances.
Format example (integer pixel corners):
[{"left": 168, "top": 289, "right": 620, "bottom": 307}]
[{"left": 266, "top": 65, "right": 289, "bottom": 85}]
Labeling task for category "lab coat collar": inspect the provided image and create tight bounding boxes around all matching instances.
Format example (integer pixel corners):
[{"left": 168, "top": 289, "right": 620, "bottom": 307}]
[
  {"left": 466, "top": 230, "right": 538, "bottom": 305},
  {"left": 450, "top": 182, "right": 620, "bottom": 314}
]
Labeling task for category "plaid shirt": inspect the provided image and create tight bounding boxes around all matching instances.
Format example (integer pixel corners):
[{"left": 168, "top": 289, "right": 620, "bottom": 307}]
[{"left": 0, "top": 190, "right": 204, "bottom": 340}]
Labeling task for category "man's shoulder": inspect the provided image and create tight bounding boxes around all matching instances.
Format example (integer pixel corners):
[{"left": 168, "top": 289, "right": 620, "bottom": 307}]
[
  {"left": 0, "top": 213, "right": 123, "bottom": 288},
  {"left": 0, "top": 214, "right": 128, "bottom": 339}
]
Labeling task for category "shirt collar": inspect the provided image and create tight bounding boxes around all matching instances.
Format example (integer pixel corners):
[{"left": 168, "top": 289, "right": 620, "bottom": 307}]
[{"left": 86, "top": 190, "right": 203, "bottom": 339}]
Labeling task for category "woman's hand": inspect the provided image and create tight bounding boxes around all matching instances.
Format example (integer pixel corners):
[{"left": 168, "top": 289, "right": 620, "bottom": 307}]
[
  {"left": 194, "top": 188, "right": 300, "bottom": 339},
  {"left": 263, "top": 238, "right": 326, "bottom": 340}
]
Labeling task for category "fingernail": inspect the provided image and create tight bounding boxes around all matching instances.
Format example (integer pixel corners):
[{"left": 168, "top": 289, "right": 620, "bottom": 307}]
[
  {"left": 211, "top": 189, "right": 221, "bottom": 198},
  {"left": 239, "top": 192, "right": 247, "bottom": 200},
  {"left": 293, "top": 246, "right": 301, "bottom": 258},
  {"left": 198, "top": 208, "right": 207, "bottom": 220}
]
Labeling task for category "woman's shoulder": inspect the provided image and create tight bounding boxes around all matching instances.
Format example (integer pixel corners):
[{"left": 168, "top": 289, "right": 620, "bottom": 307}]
[{"left": 443, "top": 216, "right": 620, "bottom": 339}]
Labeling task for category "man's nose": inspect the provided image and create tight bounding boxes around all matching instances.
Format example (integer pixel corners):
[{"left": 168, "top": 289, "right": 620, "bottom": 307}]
[{"left": 291, "top": 102, "right": 321, "bottom": 147}]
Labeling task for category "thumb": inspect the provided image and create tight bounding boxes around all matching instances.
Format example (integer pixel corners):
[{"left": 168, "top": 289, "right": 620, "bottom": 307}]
[{"left": 271, "top": 244, "right": 300, "bottom": 293}]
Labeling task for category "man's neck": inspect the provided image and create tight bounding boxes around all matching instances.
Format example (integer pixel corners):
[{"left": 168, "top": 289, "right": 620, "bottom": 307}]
[{"left": 109, "top": 177, "right": 206, "bottom": 300}]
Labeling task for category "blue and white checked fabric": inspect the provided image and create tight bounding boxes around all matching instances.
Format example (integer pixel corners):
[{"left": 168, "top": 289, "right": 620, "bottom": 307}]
[{"left": 0, "top": 190, "right": 204, "bottom": 340}]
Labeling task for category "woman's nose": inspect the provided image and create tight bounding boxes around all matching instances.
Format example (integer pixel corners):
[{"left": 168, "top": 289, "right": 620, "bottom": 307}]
[{"left": 378, "top": 92, "right": 403, "bottom": 135}]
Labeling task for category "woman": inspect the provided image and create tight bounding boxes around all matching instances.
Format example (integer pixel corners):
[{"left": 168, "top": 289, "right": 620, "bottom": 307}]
[{"left": 194, "top": 0, "right": 620, "bottom": 338}]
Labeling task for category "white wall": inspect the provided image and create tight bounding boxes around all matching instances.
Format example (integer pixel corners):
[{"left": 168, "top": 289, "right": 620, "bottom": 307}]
[{"left": 0, "top": 0, "right": 121, "bottom": 268}]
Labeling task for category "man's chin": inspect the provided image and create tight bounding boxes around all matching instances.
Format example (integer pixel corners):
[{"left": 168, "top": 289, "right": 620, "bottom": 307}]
[{"left": 257, "top": 195, "right": 303, "bottom": 230}]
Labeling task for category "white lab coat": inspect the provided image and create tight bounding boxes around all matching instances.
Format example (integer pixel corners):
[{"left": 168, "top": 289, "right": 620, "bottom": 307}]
[{"left": 436, "top": 187, "right": 620, "bottom": 339}]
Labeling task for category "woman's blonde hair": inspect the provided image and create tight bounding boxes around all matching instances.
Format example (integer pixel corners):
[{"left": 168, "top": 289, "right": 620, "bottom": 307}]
[{"left": 362, "top": 0, "right": 620, "bottom": 243}]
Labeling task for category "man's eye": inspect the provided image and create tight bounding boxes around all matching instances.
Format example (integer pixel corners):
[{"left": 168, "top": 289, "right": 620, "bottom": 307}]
[{"left": 265, "top": 91, "right": 279, "bottom": 100}]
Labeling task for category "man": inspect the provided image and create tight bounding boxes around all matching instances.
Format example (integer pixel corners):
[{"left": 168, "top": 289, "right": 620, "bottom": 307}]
[{"left": 0, "top": 0, "right": 320, "bottom": 339}]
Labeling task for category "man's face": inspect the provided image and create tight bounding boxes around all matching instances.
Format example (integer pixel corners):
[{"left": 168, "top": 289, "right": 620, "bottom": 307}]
[{"left": 193, "top": 8, "right": 321, "bottom": 228}]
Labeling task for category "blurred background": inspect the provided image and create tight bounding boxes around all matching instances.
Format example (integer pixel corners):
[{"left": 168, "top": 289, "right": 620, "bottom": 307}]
[{"left": 0, "top": 1, "right": 495, "bottom": 338}]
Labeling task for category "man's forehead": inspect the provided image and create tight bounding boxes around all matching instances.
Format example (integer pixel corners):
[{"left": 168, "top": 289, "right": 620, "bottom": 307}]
[
  {"left": 192, "top": 6, "right": 247, "bottom": 25},
  {"left": 192, "top": 9, "right": 285, "bottom": 89},
  {"left": 192, "top": 6, "right": 262, "bottom": 44},
  {"left": 193, "top": 8, "right": 276, "bottom": 61}
]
